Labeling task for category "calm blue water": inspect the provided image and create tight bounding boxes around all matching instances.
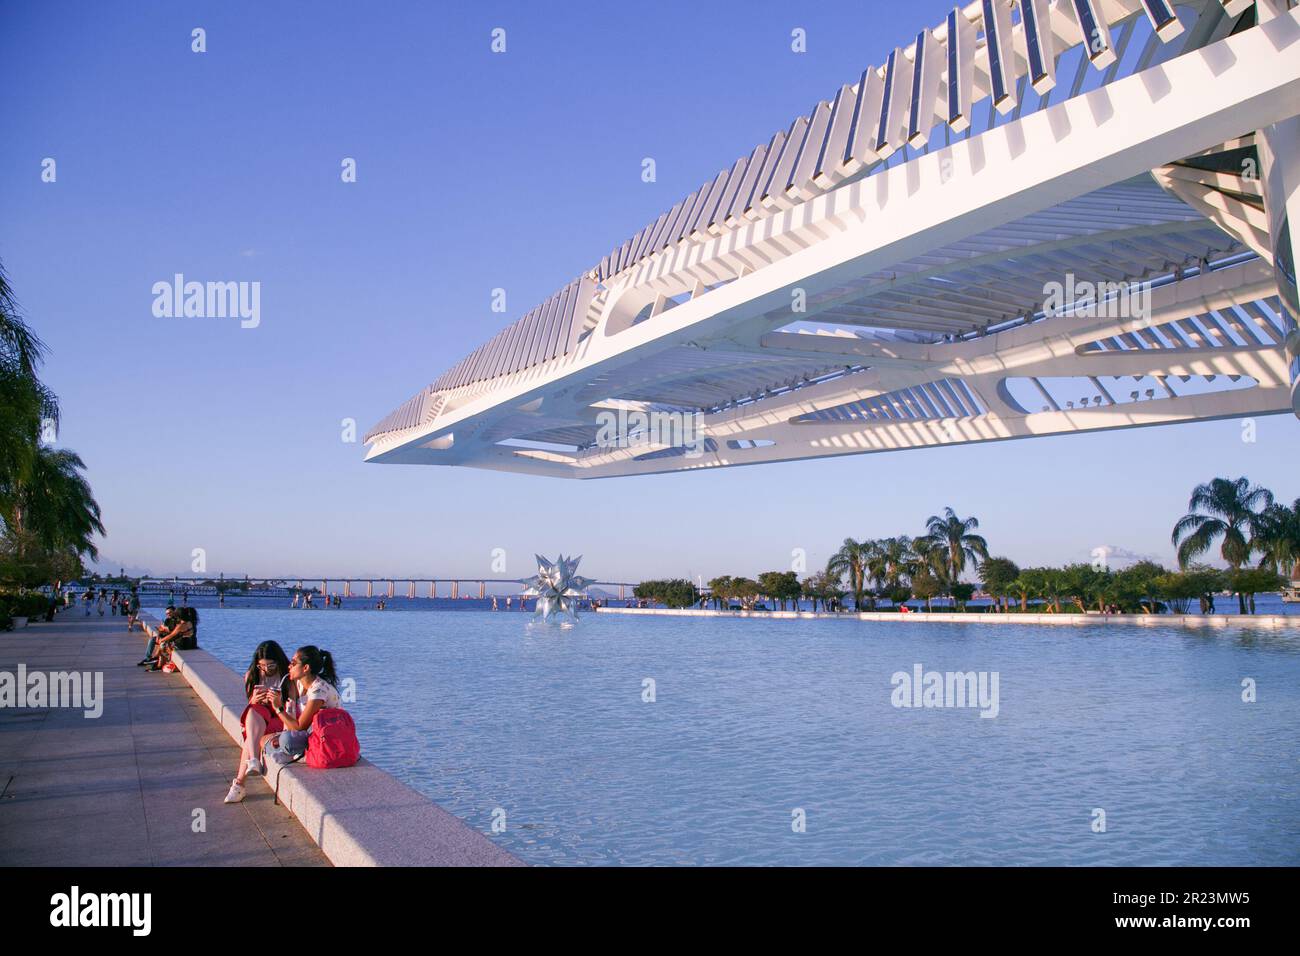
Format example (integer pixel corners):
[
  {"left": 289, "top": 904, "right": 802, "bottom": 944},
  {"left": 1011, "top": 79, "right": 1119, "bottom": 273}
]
[
  {"left": 187, "top": 608, "right": 1300, "bottom": 865},
  {"left": 135, "top": 592, "right": 1299, "bottom": 615}
]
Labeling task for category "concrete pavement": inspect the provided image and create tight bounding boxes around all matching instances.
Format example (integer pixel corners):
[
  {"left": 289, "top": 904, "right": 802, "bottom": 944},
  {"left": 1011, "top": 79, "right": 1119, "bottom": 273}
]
[{"left": 0, "top": 609, "right": 328, "bottom": 866}]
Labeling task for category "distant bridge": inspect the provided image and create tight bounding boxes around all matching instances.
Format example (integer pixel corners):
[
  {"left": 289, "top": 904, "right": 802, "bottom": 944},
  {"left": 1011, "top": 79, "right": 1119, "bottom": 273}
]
[{"left": 130, "top": 575, "right": 641, "bottom": 601}]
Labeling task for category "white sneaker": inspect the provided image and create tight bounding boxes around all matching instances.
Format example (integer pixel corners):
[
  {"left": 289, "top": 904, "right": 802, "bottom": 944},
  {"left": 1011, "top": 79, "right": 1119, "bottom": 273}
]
[
  {"left": 246, "top": 757, "right": 263, "bottom": 776},
  {"left": 223, "top": 780, "right": 245, "bottom": 804}
]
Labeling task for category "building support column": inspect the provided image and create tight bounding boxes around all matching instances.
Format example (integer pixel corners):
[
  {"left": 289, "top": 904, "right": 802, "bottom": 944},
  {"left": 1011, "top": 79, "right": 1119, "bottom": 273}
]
[{"left": 1257, "top": 118, "right": 1300, "bottom": 416}]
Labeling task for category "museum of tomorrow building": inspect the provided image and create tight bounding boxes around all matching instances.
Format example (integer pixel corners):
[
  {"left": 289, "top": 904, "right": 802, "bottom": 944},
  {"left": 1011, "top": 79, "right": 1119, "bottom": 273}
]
[{"left": 366, "top": 0, "right": 1300, "bottom": 478}]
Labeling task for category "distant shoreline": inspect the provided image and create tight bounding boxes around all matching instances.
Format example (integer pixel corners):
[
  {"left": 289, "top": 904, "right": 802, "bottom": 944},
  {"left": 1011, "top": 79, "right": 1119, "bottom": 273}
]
[
  {"left": 110, "top": 593, "right": 1297, "bottom": 621},
  {"left": 595, "top": 606, "right": 1300, "bottom": 629}
]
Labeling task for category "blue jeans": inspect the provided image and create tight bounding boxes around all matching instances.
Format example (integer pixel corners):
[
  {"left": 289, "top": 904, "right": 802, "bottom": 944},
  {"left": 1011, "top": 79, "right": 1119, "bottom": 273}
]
[{"left": 264, "top": 729, "right": 309, "bottom": 765}]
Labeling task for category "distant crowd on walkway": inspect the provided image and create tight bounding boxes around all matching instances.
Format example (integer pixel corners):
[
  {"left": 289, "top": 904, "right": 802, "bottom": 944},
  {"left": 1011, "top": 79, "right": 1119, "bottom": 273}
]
[{"left": 68, "top": 586, "right": 142, "bottom": 623}]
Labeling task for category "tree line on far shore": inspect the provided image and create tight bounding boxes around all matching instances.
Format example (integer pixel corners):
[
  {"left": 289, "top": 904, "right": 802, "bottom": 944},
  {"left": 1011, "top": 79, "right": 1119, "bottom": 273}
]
[{"left": 634, "top": 479, "right": 1300, "bottom": 615}]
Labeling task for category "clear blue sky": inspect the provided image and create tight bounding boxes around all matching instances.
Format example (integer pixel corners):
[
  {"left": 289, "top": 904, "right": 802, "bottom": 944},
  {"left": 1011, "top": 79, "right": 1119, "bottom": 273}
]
[{"left": 3, "top": 0, "right": 1296, "bottom": 583}]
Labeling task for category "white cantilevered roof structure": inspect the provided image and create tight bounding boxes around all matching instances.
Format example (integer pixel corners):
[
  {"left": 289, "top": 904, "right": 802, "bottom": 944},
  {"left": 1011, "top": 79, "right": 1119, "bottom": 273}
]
[{"left": 366, "top": 0, "right": 1300, "bottom": 478}]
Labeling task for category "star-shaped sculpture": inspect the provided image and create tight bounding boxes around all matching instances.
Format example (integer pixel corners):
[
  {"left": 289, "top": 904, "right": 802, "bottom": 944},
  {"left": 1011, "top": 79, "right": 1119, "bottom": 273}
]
[{"left": 518, "top": 553, "right": 593, "bottom": 626}]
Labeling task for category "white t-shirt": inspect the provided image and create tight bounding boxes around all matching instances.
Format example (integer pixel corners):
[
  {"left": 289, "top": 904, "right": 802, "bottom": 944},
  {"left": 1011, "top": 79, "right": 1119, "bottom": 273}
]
[{"left": 289, "top": 677, "right": 339, "bottom": 717}]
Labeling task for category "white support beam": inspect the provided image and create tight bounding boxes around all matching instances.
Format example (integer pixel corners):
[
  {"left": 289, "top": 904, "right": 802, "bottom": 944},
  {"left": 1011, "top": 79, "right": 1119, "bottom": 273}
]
[{"left": 365, "top": 5, "right": 1300, "bottom": 475}]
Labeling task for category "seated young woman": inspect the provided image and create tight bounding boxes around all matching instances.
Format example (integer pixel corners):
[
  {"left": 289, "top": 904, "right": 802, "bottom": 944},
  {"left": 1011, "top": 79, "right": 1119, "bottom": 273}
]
[
  {"left": 148, "top": 607, "right": 198, "bottom": 671},
  {"left": 258, "top": 645, "right": 340, "bottom": 768},
  {"left": 137, "top": 605, "right": 177, "bottom": 666},
  {"left": 224, "top": 640, "right": 298, "bottom": 804}
]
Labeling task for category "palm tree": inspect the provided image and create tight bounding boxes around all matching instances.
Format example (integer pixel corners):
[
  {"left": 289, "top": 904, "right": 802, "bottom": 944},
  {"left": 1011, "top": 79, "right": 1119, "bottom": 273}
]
[
  {"left": 5, "top": 446, "right": 104, "bottom": 561},
  {"left": 0, "top": 364, "right": 48, "bottom": 510},
  {"left": 924, "top": 507, "right": 989, "bottom": 586},
  {"left": 827, "top": 538, "right": 873, "bottom": 611},
  {"left": 1254, "top": 498, "right": 1300, "bottom": 580},
  {"left": 0, "top": 264, "right": 50, "bottom": 378},
  {"left": 1, "top": 264, "right": 60, "bottom": 518},
  {"left": 1172, "top": 476, "right": 1274, "bottom": 613},
  {"left": 864, "top": 539, "right": 889, "bottom": 597},
  {"left": 911, "top": 536, "right": 951, "bottom": 606},
  {"left": 801, "top": 573, "right": 824, "bottom": 612},
  {"left": 877, "top": 536, "right": 917, "bottom": 591},
  {"left": 0, "top": 262, "right": 102, "bottom": 585},
  {"left": 801, "top": 571, "right": 846, "bottom": 612},
  {"left": 912, "top": 535, "right": 950, "bottom": 577}
]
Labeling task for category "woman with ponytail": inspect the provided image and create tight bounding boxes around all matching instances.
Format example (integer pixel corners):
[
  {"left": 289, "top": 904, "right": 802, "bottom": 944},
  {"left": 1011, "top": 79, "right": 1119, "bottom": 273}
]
[{"left": 259, "top": 645, "right": 341, "bottom": 766}]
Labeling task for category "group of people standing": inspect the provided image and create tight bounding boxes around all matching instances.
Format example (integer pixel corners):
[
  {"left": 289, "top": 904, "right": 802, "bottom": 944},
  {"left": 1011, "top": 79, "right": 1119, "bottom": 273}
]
[
  {"left": 290, "top": 592, "right": 346, "bottom": 609},
  {"left": 72, "top": 587, "right": 141, "bottom": 626}
]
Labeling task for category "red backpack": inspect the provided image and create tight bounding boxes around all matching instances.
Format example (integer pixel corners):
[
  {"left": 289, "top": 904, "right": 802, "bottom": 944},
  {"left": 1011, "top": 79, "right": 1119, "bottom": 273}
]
[{"left": 304, "top": 708, "right": 360, "bottom": 769}]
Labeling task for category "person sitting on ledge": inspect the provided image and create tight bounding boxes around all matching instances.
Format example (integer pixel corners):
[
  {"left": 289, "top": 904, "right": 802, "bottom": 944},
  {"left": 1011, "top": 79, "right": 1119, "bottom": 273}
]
[
  {"left": 137, "top": 605, "right": 177, "bottom": 665},
  {"left": 147, "top": 606, "right": 198, "bottom": 671},
  {"left": 257, "top": 645, "right": 340, "bottom": 769},
  {"left": 223, "top": 641, "right": 298, "bottom": 804}
]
